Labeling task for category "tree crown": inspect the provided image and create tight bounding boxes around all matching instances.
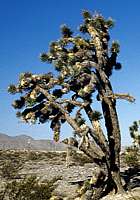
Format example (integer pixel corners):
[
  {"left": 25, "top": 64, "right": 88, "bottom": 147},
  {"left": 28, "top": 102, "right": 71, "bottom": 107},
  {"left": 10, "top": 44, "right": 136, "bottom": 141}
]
[{"left": 8, "top": 11, "right": 123, "bottom": 141}]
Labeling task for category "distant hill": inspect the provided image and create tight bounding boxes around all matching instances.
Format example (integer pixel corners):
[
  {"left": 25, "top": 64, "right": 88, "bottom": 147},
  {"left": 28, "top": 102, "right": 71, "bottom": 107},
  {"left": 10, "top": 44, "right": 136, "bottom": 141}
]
[{"left": 0, "top": 133, "right": 67, "bottom": 151}]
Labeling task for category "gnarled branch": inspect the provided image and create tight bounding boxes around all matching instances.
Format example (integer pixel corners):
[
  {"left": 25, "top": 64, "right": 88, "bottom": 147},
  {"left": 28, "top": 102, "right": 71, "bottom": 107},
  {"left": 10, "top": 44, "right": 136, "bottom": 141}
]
[
  {"left": 57, "top": 99, "right": 88, "bottom": 108},
  {"left": 106, "top": 93, "right": 135, "bottom": 103}
]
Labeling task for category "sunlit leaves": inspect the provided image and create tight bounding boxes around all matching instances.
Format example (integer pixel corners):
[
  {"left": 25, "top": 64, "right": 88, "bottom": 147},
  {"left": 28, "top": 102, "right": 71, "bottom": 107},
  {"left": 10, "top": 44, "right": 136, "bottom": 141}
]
[
  {"left": 105, "top": 18, "right": 114, "bottom": 28},
  {"left": 53, "top": 131, "right": 60, "bottom": 142},
  {"left": 92, "top": 111, "right": 102, "bottom": 121},
  {"left": 111, "top": 41, "right": 120, "bottom": 53},
  {"left": 8, "top": 84, "right": 18, "bottom": 94},
  {"left": 8, "top": 10, "right": 121, "bottom": 145},
  {"left": 129, "top": 120, "right": 140, "bottom": 147},
  {"left": 12, "top": 97, "right": 25, "bottom": 109},
  {"left": 82, "top": 10, "right": 92, "bottom": 20},
  {"left": 40, "top": 53, "right": 51, "bottom": 62},
  {"left": 61, "top": 24, "right": 73, "bottom": 38}
]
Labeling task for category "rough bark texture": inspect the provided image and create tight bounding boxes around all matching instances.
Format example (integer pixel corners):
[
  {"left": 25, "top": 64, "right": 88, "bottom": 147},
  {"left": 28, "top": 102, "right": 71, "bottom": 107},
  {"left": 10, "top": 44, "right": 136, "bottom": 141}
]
[
  {"left": 88, "top": 20, "right": 124, "bottom": 192},
  {"left": 99, "top": 80, "right": 124, "bottom": 192}
]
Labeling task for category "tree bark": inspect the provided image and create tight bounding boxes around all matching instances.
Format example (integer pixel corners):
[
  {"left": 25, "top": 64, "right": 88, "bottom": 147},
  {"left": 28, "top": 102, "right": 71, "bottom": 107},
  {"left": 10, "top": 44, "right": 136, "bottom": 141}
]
[{"left": 101, "top": 89, "right": 124, "bottom": 193}]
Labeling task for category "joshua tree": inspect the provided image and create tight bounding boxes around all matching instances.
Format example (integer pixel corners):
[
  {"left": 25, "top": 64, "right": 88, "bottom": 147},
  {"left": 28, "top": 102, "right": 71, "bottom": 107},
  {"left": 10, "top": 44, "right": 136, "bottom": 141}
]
[
  {"left": 8, "top": 10, "right": 135, "bottom": 199},
  {"left": 129, "top": 121, "right": 140, "bottom": 148},
  {"left": 124, "top": 121, "right": 140, "bottom": 168}
]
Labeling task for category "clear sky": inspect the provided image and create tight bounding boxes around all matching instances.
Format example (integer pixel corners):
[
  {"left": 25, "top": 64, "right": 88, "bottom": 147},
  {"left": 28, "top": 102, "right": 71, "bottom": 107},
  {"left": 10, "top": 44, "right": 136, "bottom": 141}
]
[{"left": 0, "top": 0, "right": 140, "bottom": 145}]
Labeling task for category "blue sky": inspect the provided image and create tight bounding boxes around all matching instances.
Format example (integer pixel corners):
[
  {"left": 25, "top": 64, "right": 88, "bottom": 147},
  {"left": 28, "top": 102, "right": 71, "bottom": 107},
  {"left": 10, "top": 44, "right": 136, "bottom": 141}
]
[{"left": 0, "top": 0, "right": 140, "bottom": 145}]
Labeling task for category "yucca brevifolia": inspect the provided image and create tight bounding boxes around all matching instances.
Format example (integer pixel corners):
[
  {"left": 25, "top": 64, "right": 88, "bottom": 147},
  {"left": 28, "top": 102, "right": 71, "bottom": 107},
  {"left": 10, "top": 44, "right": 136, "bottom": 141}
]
[
  {"left": 129, "top": 121, "right": 140, "bottom": 147},
  {"left": 8, "top": 11, "right": 135, "bottom": 198},
  {"left": 124, "top": 121, "right": 140, "bottom": 168}
]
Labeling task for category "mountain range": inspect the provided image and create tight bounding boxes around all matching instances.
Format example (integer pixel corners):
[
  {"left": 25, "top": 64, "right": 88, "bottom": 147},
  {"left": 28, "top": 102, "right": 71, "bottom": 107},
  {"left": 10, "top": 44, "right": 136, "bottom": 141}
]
[{"left": 0, "top": 133, "right": 67, "bottom": 151}]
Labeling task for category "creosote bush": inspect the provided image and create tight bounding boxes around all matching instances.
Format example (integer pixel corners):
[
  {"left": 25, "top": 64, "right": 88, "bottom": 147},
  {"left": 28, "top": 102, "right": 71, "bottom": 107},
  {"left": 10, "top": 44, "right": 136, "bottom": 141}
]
[
  {"left": 0, "top": 159, "right": 22, "bottom": 180},
  {"left": 0, "top": 176, "right": 58, "bottom": 200}
]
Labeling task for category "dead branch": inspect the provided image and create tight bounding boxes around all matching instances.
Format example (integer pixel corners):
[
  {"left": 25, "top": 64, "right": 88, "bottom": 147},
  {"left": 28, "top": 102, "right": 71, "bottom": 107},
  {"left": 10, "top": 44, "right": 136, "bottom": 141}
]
[{"left": 107, "top": 93, "right": 135, "bottom": 103}]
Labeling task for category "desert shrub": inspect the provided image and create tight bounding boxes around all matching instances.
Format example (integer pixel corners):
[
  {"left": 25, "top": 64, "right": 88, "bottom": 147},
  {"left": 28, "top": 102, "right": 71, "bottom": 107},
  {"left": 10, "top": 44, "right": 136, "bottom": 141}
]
[
  {"left": 0, "top": 159, "right": 22, "bottom": 180},
  {"left": 124, "top": 146, "right": 139, "bottom": 167},
  {"left": 27, "top": 151, "right": 40, "bottom": 160},
  {"left": 0, "top": 176, "right": 58, "bottom": 200},
  {"left": 124, "top": 121, "right": 140, "bottom": 168},
  {"left": 0, "top": 150, "right": 27, "bottom": 166},
  {"left": 73, "top": 152, "right": 93, "bottom": 165}
]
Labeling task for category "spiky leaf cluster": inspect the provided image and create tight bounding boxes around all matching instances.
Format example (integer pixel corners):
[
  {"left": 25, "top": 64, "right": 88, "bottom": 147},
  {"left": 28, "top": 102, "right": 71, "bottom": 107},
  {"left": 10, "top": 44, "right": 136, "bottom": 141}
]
[
  {"left": 75, "top": 112, "right": 86, "bottom": 127},
  {"left": 8, "top": 10, "right": 121, "bottom": 141},
  {"left": 129, "top": 121, "right": 140, "bottom": 147},
  {"left": 92, "top": 111, "right": 102, "bottom": 121}
]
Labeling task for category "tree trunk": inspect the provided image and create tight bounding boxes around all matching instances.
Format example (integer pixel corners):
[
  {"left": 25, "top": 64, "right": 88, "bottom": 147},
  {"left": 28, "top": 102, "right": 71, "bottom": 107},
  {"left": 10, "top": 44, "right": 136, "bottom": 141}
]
[
  {"left": 84, "top": 104, "right": 109, "bottom": 156},
  {"left": 94, "top": 63, "right": 124, "bottom": 192},
  {"left": 101, "top": 97, "right": 124, "bottom": 193},
  {"left": 79, "top": 140, "right": 106, "bottom": 166}
]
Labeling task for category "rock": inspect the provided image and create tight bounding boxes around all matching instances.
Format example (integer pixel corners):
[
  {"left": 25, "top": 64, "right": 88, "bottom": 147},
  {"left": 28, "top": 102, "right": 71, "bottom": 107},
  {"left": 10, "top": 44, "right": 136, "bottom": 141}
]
[
  {"left": 53, "top": 180, "right": 79, "bottom": 199},
  {"left": 84, "top": 189, "right": 93, "bottom": 199},
  {"left": 50, "top": 196, "right": 62, "bottom": 200},
  {"left": 19, "top": 161, "right": 101, "bottom": 199},
  {"left": 100, "top": 191, "right": 140, "bottom": 200},
  {"left": 0, "top": 150, "right": 140, "bottom": 200}
]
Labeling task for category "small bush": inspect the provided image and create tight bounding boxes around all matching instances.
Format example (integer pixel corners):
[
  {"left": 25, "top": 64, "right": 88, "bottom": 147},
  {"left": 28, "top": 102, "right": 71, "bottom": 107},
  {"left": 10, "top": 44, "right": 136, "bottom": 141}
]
[
  {"left": 124, "top": 120, "right": 140, "bottom": 168},
  {"left": 27, "top": 151, "right": 40, "bottom": 160},
  {"left": 0, "top": 176, "right": 58, "bottom": 200},
  {"left": 0, "top": 159, "right": 22, "bottom": 180},
  {"left": 124, "top": 146, "right": 139, "bottom": 167}
]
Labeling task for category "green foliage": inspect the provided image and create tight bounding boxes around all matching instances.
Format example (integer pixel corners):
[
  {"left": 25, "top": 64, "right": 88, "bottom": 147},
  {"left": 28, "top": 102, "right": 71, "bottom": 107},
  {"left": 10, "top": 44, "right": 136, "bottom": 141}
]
[
  {"left": 129, "top": 120, "right": 140, "bottom": 147},
  {"left": 82, "top": 10, "right": 92, "bottom": 19},
  {"left": 92, "top": 111, "right": 102, "bottom": 121},
  {"left": 0, "top": 159, "right": 22, "bottom": 180},
  {"left": 105, "top": 17, "right": 114, "bottom": 28},
  {"left": 65, "top": 103, "right": 75, "bottom": 113},
  {"left": 0, "top": 150, "right": 63, "bottom": 200},
  {"left": 60, "top": 24, "right": 73, "bottom": 38},
  {"left": 12, "top": 97, "right": 25, "bottom": 109},
  {"left": 79, "top": 24, "right": 88, "bottom": 33},
  {"left": 53, "top": 131, "right": 60, "bottom": 142},
  {"left": 124, "top": 146, "right": 139, "bottom": 167},
  {"left": 124, "top": 120, "right": 140, "bottom": 167},
  {"left": 72, "top": 152, "right": 93, "bottom": 166},
  {"left": 111, "top": 41, "right": 120, "bottom": 53},
  {"left": 75, "top": 112, "right": 85, "bottom": 126},
  {"left": 27, "top": 151, "right": 40, "bottom": 160},
  {"left": 52, "top": 89, "right": 63, "bottom": 98},
  {"left": 0, "top": 176, "right": 58, "bottom": 200},
  {"left": 7, "top": 12, "right": 125, "bottom": 196},
  {"left": 8, "top": 10, "right": 121, "bottom": 136},
  {"left": 8, "top": 84, "right": 17, "bottom": 94},
  {"left": 77, "top": 180, "right": 92, "bottom": 197}
]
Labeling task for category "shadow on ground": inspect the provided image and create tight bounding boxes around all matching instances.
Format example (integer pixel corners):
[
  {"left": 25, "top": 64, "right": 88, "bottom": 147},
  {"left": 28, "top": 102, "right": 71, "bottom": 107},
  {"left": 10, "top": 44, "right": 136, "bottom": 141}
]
[{"left": 121, "top": 166, "right": 140, "bottom": 190}]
